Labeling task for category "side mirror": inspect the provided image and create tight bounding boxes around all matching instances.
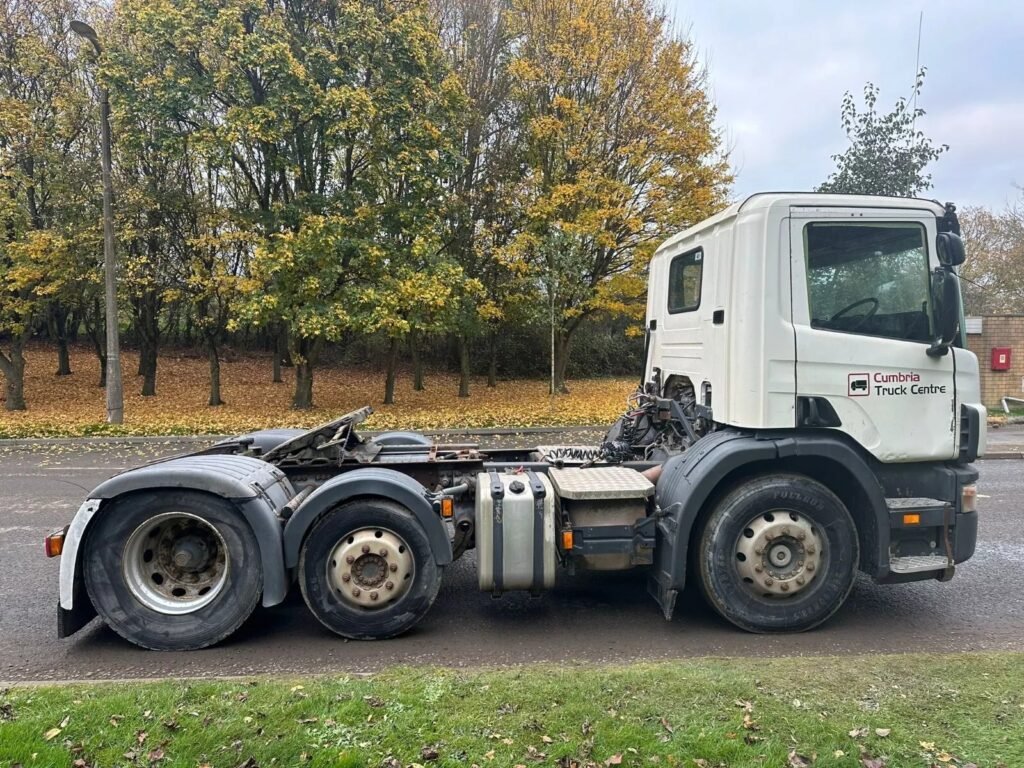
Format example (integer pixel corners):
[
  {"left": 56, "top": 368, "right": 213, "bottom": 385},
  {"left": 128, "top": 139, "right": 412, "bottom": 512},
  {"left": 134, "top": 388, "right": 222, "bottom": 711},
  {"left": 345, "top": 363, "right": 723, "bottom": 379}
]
[
  {"left": 936, "top": 232, "right": 966, "bottom": 267},
  {"left": 928, "top": 269, "right": 961, "bottom": 357}
]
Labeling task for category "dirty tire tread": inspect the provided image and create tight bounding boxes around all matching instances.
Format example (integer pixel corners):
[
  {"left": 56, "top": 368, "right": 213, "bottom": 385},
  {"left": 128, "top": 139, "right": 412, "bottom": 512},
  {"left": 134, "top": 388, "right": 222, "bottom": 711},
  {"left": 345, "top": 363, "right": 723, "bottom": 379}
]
[
  {"left": 299, "top": 499, "right": 442, "bottom": 640},
  {"left": 697, "top": 473, "right": 858, "bottom": 633},
  {"left": 83, "top": 490, "right": 263, "bottom": 651}
]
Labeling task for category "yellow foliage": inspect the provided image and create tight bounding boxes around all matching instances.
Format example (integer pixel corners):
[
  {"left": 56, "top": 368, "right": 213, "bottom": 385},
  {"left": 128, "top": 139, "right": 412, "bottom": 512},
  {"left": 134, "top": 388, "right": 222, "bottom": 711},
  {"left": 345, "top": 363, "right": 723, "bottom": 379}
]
[{"left": 0, "top": 345, "right": 635, "bottom": 438}]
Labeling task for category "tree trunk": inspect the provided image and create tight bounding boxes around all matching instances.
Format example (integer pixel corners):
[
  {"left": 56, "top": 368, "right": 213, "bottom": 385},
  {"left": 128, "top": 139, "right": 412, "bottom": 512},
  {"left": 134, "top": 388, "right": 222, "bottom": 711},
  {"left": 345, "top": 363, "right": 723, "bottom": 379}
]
[
  {"left": 0, "top": 337, "right": 28, "bottom": 411},
  {"left": 85, "top": 297, "right": 106, "bottom": 387},
  {"left": 291, "top": 336, "right": 319, "bottom": 410},
  {"left": 293, "top": 361, "right": 314, "bottom": 409},
  {"left": 551, "top": 328, "right": 572, "bottom": 395},
  {"left": 411, "top": 332, "right": 424, "bottom": 391},
  {"left": 67, "top": 307, "right": 81, "bottom": 343},
  {"left": 95, "top": 345, "right": 108, "bottom": 388},
  {"left": 208, "top": 341, "right": 223, "bottom": 406},
  {"left": 279, "top": 326, "right": 293, "bottom": 367},
  {"left": 272, "top": 325, "right": 286, "bottom": 383},
  {"left": 140, "top": 345, "right": 158, "bottom": 396},
  {"left": 134, "top": 287, "right": 161, "bottom": 396},
  {"left": 49, "top": 303, "right": 72, "bottom": 376},
  {"left": 272, "top": 350, "right": 282, "bottom": 383},
  {"left": 383, "top": 336, "right": 399, "bottom": 405},
  {"left": 458, "top": 334, "right": 471, "bottom": 398},
  {"left": 487, "top": 330, "right": 497, "bottom": 388}
]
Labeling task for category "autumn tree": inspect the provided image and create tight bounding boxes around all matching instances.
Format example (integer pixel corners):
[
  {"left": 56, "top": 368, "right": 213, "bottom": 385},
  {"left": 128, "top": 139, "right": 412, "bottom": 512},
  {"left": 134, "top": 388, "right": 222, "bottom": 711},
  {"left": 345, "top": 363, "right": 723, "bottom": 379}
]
[
  {"left": 112, "top": 0, "right": 462, "bottom": 409},
  {"left": 0, "top": 0, "right": 93, "bottom": 409},
  {"left": 959, "top": 196, "right": 1024, "bottom": 315},
  {"left": 434, "top": 0, "right": 526, "bottom": 397},
  {"left": 177, "top": 152, "right": 246, "bottom": 407},
  {"left": 818, "top": 69, "right": 947, "bottom": 197},
  {"left": 360, "top": 252, "right": 467, "bottom": 405},
  {"left": 505, "top": 0, "right": 729, "bottom": 393}
]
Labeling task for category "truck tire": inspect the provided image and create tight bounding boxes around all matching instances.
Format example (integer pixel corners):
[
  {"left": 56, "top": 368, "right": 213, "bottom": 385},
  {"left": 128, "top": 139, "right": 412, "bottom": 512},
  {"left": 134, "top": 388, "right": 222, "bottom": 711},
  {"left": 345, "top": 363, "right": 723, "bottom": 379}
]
[
  {"left": 83, "top": 490, "right": 263, "bottom": 650},
  {"left": 696, "top": 474, "right": 858, "bottom": 633},
  {"left": 299, "top": 498, "right": 442, "bottom": 640}
]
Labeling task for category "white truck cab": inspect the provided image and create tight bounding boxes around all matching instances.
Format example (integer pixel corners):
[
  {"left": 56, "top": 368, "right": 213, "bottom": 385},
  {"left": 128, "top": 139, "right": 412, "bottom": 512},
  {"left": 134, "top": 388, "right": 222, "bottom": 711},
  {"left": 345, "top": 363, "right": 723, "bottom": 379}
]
[{"left": 646, "top": 192, "right": 986, "bottom": 463}]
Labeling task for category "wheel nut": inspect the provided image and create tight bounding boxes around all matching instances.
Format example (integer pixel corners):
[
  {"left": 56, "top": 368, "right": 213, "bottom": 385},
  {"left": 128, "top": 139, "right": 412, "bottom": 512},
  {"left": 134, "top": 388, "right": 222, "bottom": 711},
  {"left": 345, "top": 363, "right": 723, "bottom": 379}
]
[
  {"left": 782, "top": 527, "right": 790, "bottom": 536},
  {"left": 389, "top": 563, "right": 398, "bottom": 572},
  {"left": 370, "top": 591, "right": 379, "bottom": 601},
  {"left": 806, "top": 546, "right": 816, "bottom": 555},
  {"left": 797, "top": 532, "right": 806, "bottom": 541},
  {"left": 765, "top": 532, "right": 774, "bottom": 541},
  {"left": 341, "top": 573, "right": 351, "bottom": 583},
  {"left": 361, "top": 544, "right": 371, "bottom": 554},
  {"left": 352, "top": 588, "right": 361, "bottom": 597},
  {"left": 385, "top": 581, "right": 394, "bottom": 590},
  {"left": 796, "top": 577, "right": 805, "bottom": 586},
  {"left": 764, "top": 578, "right": 774, "bottom": 587},
  {"left": 379, "top": 548, "right": 388, "bottom": 557},
  {"left": 780, "top": 583, "right": 789, "bottom": 592},
  {"left": 754, "top": 547, "right": 763, "bottom": 555},
  {"left": 345, "top": 555, "right": 355, "bottom": 564},
  {"left": 754, "top": 565, "right": 763, "bottom": 573},
  {"left": 807, "top": 563, "right": 815, "bottom": 572}
]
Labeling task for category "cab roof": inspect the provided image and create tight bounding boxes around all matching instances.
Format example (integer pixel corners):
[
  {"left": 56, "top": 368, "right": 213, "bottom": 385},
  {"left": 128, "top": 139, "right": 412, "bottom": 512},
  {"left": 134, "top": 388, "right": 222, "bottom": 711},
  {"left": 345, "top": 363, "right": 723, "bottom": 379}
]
[{"left": 656, "top": 192, "right": 948, "bottom": 256}]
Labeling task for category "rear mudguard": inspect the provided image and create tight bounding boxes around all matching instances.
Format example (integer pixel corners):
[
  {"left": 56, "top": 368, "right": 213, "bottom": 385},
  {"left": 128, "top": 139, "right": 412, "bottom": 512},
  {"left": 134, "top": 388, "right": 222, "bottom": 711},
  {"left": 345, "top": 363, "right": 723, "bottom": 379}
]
[
  {"left": 283, "top": 468, "right": 452, "bottom": 569},
  {"left": 58, "top": 455, "right": 295, "bottom": 637},
  {"left": 371, "top": 431, "right": 432, "bottom": 447},
  {"left": 649, "top": 430, "right": 890, "bottom": 619}
]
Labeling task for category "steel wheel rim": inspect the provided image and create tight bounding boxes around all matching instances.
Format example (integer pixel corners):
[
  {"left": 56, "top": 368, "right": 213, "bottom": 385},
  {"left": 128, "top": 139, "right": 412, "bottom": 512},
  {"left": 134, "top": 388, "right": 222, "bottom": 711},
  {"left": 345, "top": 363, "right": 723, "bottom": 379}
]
[
  {"left": 327, "top": 527, "right": 415, "bottom": 609},
  {"left": 734, "top": 509, "right": 824, "bottom": 598},
  {"left": 122, "top": 512, "right": 229, "bottom": 615}
]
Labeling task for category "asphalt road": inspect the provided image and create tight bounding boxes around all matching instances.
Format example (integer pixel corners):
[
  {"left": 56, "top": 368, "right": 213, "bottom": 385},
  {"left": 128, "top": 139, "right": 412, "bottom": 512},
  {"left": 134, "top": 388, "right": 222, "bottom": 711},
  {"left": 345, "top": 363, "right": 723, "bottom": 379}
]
[{"left": 1, "top": 435, "right": 1022, "bottom": 682}]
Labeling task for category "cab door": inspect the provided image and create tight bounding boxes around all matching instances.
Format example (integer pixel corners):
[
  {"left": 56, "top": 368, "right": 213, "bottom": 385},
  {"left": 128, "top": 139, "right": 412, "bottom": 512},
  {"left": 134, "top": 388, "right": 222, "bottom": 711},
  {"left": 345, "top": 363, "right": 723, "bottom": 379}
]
[{"left": 789, "top": 207, "right": 956, "bottom": 462}]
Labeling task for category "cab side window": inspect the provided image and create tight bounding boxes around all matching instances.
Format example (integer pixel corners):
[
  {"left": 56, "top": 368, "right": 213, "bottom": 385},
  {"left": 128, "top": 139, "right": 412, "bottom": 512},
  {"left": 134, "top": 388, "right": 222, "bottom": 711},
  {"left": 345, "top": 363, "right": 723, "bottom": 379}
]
[
  {"left": 804, "top": 222, "right": 932, "bottom": 342},
  {"left": 668, "top": 247, "right": 703, "bottom": 313}
]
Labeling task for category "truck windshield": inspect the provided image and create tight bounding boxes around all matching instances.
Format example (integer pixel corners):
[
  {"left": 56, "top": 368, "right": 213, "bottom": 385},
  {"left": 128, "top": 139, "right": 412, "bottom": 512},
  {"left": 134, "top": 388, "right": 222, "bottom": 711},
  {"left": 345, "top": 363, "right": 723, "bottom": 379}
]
[{"left": 804, "top": 222, "right": 932, "bottom": 343}]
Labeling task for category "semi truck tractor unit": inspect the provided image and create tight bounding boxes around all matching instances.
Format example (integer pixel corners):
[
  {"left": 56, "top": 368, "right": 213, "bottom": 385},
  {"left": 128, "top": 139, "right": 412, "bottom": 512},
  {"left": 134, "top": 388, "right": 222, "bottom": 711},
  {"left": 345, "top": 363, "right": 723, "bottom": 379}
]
[{"left": 47, "top": 193, "right": 985, "bottom": 650}]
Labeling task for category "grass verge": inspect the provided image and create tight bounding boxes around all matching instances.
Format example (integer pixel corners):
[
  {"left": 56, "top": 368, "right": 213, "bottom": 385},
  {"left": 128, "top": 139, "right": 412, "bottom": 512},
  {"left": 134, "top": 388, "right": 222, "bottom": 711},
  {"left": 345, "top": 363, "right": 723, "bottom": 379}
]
[{"left": 2, "top": 653, "right": 1023, "bottom": 767}]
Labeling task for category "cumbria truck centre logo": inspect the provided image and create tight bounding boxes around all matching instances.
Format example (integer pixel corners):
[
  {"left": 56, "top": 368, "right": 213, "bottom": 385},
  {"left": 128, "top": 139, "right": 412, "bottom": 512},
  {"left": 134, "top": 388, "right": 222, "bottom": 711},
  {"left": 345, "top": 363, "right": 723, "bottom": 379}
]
[{"left": 848, "top": 371, "right": 947, "bottom": 397}]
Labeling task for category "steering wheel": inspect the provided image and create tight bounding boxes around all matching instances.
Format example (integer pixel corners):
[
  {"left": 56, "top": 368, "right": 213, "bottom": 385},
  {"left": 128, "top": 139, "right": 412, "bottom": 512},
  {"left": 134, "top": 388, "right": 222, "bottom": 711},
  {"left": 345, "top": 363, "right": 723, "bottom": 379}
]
[{"left": 829, "top": 297, "right": 879, "bottom": 331}]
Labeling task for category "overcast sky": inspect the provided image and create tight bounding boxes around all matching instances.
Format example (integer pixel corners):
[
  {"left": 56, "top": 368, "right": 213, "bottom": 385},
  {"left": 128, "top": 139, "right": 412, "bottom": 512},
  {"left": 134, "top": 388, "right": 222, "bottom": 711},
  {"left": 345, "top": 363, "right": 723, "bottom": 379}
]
[{"left": 667, "top": 1, "right": 1024, "bottom": 211}]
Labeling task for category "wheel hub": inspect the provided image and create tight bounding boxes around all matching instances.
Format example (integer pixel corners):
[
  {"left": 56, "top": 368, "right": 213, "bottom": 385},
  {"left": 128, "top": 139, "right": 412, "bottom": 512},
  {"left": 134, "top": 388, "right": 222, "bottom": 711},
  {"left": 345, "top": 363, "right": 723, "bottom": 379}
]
[
  {"left": 735, "top": 511, "right": 823, "bottom": 597},
  {"left": 123, "top": 512, "right": 229, "bottom": 615},
  {"left": 327, "top": 528, "right": 414, "bottom": 609}
]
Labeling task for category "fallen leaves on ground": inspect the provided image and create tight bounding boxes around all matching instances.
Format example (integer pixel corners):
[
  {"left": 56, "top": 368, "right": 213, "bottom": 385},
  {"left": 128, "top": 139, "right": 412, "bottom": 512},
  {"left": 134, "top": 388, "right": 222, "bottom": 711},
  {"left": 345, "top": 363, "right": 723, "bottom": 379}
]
[{"left": 0, "top": 345, "right": 635, "bottom": 437}]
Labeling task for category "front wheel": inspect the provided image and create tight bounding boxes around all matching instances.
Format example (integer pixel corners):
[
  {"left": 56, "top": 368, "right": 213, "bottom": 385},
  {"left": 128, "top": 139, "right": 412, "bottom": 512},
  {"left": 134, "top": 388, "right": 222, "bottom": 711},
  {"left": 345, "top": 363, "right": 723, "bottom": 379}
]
[
  {"left": 299, "top": 499, "right": 442, "bottom": 640},
  {"left": 697, "top": 474, "right": 858, "bottom": 633}
]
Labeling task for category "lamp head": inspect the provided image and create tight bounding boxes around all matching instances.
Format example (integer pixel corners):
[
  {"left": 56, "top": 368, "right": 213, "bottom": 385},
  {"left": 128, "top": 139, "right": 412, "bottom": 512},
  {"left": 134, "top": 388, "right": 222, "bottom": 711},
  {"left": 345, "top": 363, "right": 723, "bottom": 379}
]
[{"left": 70, "top": 20, "right": 101, "bottom": 53}]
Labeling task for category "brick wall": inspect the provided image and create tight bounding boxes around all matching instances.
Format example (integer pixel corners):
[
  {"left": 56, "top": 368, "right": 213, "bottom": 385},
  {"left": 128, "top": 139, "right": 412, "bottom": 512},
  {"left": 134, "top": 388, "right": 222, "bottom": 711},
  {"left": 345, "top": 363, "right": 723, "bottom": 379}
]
[{"left": 965, "top": 315, "right": 1024, "bottom": 408}]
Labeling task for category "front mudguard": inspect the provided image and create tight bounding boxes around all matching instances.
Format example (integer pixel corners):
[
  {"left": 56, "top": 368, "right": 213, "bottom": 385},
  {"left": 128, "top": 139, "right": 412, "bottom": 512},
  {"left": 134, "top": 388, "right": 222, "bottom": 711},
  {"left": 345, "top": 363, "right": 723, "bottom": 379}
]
[{"left": 649, "top": 430, "right": 891, "bottom": 619}]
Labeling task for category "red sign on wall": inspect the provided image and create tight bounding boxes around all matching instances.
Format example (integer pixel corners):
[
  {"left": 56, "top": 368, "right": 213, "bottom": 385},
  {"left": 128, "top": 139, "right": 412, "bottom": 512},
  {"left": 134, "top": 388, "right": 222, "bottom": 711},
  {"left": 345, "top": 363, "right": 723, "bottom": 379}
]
[{"left": 992, "top": 347, "right": 1012, "bottom": 371}]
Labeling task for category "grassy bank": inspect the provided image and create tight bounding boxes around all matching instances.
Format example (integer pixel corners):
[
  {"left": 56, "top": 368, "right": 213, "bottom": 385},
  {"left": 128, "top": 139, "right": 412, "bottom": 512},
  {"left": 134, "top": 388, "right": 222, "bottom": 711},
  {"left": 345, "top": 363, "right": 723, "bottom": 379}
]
[
  {"left": 0, "top": 346, "right": 633, "bottom": 438},
  {"left": 2, "top": 653, "right": 1022, "bottom": 767}
]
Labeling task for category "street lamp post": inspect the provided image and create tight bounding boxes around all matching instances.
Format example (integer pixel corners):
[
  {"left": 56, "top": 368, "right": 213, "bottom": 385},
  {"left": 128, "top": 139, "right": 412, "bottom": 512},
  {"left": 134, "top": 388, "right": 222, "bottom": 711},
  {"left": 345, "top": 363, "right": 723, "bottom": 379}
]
[{"left": 71, "top": 20, "right": 123, "bottom": 424}]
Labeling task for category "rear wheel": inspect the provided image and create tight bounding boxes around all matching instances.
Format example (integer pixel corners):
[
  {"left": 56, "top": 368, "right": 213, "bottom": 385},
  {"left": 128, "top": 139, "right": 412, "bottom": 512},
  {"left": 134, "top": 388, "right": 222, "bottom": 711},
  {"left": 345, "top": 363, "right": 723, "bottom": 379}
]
[
  {"left": 697, "top": 474, "right": 858, "bottom": 633},
  {"left": 83, "top": 490, "right": 262, "bottom": 650},
  {"left": 299, "top": 499, "right": 441, "bottom": 640}
]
